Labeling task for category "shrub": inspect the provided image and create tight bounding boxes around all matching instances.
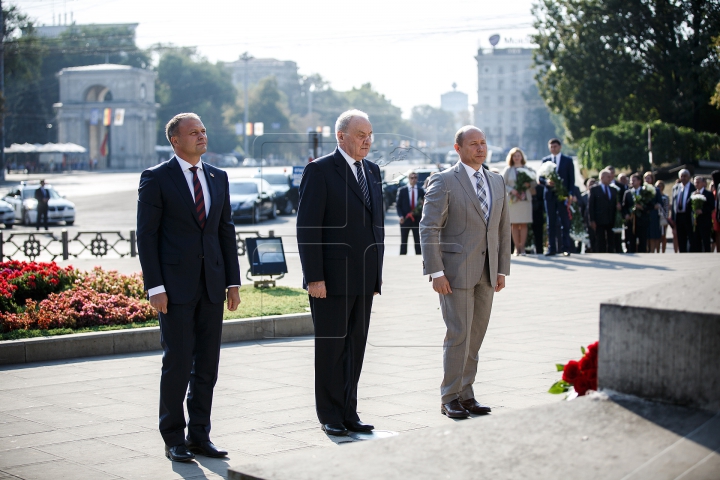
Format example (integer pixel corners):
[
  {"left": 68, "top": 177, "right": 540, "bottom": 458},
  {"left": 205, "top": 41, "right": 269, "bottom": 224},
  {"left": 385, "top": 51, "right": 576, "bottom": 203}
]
[{"left": 74, "top": 267, "right": 145, "bottom": 299}]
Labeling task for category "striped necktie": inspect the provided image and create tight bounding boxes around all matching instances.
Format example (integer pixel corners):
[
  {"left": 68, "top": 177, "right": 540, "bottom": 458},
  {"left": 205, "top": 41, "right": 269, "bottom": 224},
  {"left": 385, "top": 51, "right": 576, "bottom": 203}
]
[
  {"left": 354, "top": 161, "right": 372, "bottom": 209},
  {"left": 189, "top": 166, "right": 206, "bottom": 229},
  {"left": 474, "top": 171, "right": 490, "bottom": 222}
]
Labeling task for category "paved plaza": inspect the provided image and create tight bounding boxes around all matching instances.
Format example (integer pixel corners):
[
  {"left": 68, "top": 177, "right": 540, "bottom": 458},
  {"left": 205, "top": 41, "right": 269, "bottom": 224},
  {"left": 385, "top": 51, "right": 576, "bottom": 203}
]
[{"left": 1, "top": 252, "right": 717, "bottom": 479}]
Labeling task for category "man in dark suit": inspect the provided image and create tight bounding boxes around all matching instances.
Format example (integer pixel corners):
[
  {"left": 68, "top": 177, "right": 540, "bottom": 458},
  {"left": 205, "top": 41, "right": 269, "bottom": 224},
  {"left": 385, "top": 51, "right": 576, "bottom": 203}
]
[
  {"left": 672, "top": 169, "right": 696, "bottom": 252},
  {"left": 588, "top": 169, "right": 619, "bottom": 253},
  {"left": 137, "top": 113, "right": 241, "bottom": 462},
  {"left": 622, "top": 173, "right": 652, "bottom": 253},
  {"left": 296, "top": 109, "right": 384, "bottom": 437},
  {"left": 538, "top": 138, "right": 575, "bottom": 256},
  {"left": 692, "top": 176, "right": 714, "bottom": 252},
  {"left": 34, "top": 180, "right": 50, "bottom": 230},
  {"left": 396, "top": 171, "right": 424, "bottom": 255},
  {"left": 531, "top": 182, "right": 545, "bottom": 254}
]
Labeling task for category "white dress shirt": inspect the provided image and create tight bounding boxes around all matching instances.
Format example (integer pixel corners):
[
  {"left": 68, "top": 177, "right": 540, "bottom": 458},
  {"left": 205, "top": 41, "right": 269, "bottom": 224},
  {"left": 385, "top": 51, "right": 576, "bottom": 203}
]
[
  {"left": 676, "top": 182, "right": 690, "bottom": 213},
  {"left": 407, "top": 185, "right": 418, "bottom": 206},
  {"left": 432, "top": 162, "right": 502, "bottom": 279},
  {"left": 338, "top": 146, "right": 363, "bottom": 183},
  {"left": 148, "top": 155, "right": 239, "bottom": 297}
]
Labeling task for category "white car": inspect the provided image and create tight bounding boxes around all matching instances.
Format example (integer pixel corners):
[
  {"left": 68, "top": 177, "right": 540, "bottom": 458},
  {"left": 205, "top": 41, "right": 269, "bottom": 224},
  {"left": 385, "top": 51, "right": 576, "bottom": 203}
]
[
  {"left": 0, "top": 199, "right": 15, "bottom": 228},
  {"left": 3, "top": 183, "right": 76, "bottom": 226}
]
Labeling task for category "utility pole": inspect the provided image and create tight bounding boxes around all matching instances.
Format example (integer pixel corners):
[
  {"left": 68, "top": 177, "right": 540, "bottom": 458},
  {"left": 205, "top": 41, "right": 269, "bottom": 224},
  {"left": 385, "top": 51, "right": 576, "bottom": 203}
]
[
  {"left": 0, "top": 0, "right": 5, "bottom": 181},
  {"left": 240, "top": 52, "right": 252, "bottom": 157},
  {"left": 648, "top": 127, "right": 653, "bottom": 179}
]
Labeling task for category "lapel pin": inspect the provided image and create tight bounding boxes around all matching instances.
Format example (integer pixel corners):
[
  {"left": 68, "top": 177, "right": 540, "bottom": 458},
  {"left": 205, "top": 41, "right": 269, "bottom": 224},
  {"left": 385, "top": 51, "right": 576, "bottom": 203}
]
[{"left": 209, "top": 173, "right": 215, "bottom": 178}]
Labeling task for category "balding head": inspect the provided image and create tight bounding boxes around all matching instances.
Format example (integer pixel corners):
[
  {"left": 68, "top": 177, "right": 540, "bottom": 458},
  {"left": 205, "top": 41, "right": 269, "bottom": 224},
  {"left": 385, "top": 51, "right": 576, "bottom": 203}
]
[{"left": 455, "top": 125, "right": 484, "bottom": 147}]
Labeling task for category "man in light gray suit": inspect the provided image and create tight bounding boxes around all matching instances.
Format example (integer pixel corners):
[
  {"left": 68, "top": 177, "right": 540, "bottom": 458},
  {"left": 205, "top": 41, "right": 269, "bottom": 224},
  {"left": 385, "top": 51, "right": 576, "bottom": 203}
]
[{"left": 420, "top": 126, "right": 511, "bottom": 419}]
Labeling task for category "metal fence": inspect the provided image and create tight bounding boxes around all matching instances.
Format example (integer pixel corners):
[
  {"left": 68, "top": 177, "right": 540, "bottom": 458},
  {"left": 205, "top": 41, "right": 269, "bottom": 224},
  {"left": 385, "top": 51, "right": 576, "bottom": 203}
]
[{"left": 0, "top": 229, "right": 272, "bottom": 262}]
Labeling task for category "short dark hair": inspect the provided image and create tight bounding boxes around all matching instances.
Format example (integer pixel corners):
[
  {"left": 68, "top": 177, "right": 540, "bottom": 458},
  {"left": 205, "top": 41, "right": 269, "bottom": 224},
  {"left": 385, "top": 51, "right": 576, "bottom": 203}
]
[
  {"left": 455, "top": 125, "right": 484, "bottom": 147},
  {"left": 548, "top": 138, "right": 561, "bottom": 146},
  {"left": 605, "top": 165, "right": 615, "bottom": 172},
  {"left": 630, "top": 173, "right": 642, "bottom": 182},
  {"left": 165, "top": 113, "right": 201, "bottom": 145}
]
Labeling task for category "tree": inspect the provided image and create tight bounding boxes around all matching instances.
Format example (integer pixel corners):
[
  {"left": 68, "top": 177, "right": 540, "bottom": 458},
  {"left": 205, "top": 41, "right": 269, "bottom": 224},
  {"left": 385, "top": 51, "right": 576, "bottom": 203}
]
[
  {"left": 409, "top": 105, "right": 456, "bottom": 147},
  {"left": 532, "top": 0, "right": 720, "bottom": 142},
  {"left": 156, "top": 49, "right": 237, "bottom": 152}
]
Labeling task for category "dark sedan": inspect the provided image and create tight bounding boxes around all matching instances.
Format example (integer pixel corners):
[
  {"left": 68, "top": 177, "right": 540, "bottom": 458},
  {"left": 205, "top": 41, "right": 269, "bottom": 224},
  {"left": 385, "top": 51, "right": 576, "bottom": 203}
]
[
  {"left": 229, "top": 179, "right": 276, "bottom": 224},
  {"left": 251, "top": 172, "right": 298, "bottom": 215}
]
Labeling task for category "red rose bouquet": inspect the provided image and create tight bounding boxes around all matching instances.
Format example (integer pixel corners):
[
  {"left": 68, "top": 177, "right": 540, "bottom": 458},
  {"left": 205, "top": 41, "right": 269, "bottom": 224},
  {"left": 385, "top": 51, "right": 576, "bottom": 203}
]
[{"left": 549, "top": 341, "right": 598, "bottom": 396}]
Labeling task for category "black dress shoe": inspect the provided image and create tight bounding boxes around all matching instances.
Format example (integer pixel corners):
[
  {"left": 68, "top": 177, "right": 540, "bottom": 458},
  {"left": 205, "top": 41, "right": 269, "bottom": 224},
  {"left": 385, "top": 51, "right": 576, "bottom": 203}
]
[
  {"left": 321, "top": 423, "right": 349, "bottom": 436},
  {"left": 562, "top": 251, "right": 571, "bottom": 257},
  {"left": 344, "top": 420, "right": 374, "bottom": 432},
  {"left": 544, "top": 251, "right": 557, "bottom": 256},
  {"left": 185, "top": 440, "right": 227, "bottom": 458},
  {"left": 459, "top": 398, "right": 492, "bottom": 415},
  {"left": 441, "top": 399, "right": 470, "bottom": 419},
  {"left": 165, "top": 444, "right": 195, "bottom": 462}
]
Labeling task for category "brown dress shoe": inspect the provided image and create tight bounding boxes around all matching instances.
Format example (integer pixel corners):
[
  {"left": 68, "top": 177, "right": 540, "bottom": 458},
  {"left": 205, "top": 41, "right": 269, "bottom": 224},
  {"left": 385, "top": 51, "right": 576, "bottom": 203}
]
[
  {"left": 459, "top": 398, "right": 492, "bottom": 415},
  {"left": 441, "top": 399, "right": 470, "bottom": 419}
]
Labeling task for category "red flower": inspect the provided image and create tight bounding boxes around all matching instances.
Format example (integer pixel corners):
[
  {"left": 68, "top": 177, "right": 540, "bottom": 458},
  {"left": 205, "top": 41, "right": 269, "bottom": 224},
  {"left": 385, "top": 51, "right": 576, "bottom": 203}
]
[
  {"left": 573, "top": 372, "right": 594, "bottom": 396},
  {"left": 579, "top": 354, "right": 596, "bottom": 372},
  {"left": 562, "top": 360, "right": 581, "bottom": 384}
]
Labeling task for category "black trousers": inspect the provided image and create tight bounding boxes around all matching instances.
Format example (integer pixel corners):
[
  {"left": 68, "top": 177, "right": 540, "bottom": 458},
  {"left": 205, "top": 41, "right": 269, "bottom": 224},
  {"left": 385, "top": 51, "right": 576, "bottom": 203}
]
[
  {"left": 310, "top": 293, "right": 373, "bottom": 424},
  {"left": 626, "top": 217, "right": 648, "bottom": 253},
  {"left": 595, "top": 224, "right": 615, "bottom": 253},
  {"left": 692, "top": 219, "right": 712, "bottom": 252},
  {"left": 546, "top": 197, "right": 571, "bottom": 253},
  {"left": 158, "top": 269, "right": 224, "bottom": 447},
  {"left": 675, "top": 211, "right": 693, "bottom": 252},
  {"left": 400, "top": 221, "right": 421, "bottom": 255},
  {"left": 36, "top": 207, "right": 49, "bottom": 230},
  {"left": 532, "top": 208, "right": 544, "bottom": 254}
]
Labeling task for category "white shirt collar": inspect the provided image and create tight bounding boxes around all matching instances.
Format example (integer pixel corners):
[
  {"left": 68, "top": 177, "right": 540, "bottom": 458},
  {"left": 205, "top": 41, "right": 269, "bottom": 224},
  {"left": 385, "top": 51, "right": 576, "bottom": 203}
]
[
  {"left": 175, "top": 154, "right": 203, "bottom": 171},
  {"left": 460, "top": 161, "right": 486, "bottom": 181},
  {"left": 338, "top": 146, "right": 361, "bottom": 167}
]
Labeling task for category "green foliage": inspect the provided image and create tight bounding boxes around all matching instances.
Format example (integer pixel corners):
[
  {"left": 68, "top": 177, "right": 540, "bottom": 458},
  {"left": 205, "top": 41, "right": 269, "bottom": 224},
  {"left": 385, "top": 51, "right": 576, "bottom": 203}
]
[
  {"left": 548, "top": 380, "right": 571, "bottom": 394},
  {"left": 410, "top": 105, "right": 456, "bottom": 147},
  {"left": 532, "top": 0, "right": 720, "bottom": 141},
  {"left": 345, "top": 83, "right": 411, "bottom": 137},
  {"left": 224, "top": 285, "right": 309, "bottom": 319},
  {"left": 555, "top": 363, "right": 565, "bottom": 372},
  {"left": 156, "top": 49, "right": 238, "bottom": 152},
  {"left": 577, "top": 121, "right": 720, "bottom": 172}
]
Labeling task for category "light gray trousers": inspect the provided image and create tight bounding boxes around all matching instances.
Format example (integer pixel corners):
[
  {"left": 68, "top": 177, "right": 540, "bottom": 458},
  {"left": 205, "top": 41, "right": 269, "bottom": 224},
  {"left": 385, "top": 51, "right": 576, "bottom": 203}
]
[{"left": 438, "top": 258, "right": 494, "bottom": 404}]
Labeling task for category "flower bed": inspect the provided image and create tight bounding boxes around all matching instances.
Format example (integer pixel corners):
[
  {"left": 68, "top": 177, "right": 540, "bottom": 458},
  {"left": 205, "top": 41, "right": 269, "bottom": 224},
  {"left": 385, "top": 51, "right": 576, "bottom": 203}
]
[{"left": 0, "top": 261, "right": 155, "bottom": 334}]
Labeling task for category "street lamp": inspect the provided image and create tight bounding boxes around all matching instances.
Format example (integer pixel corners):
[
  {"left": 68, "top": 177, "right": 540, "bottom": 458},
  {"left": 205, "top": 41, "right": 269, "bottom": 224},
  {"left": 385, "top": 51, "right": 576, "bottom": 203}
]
[{"left": 240, "top": 52, "right": 253, "bottom": 157}]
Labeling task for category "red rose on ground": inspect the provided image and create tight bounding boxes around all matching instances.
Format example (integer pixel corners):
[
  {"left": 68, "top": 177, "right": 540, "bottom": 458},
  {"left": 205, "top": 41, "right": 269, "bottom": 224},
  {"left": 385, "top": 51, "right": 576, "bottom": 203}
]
[
  {"left": 573, "top": 372, "right": 594, "bottom": 396},
  {"left": 579, "top": 353, "right": 597, "bottom": 372},
  {"left": 562, "top": 360, "right": 581, "bottom": 383}
]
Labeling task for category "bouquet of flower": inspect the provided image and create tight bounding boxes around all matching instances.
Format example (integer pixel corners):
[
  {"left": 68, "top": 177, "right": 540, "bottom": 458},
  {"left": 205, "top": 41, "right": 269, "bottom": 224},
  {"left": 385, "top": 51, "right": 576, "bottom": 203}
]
[
  {"left": 549, "top": 341, "right": 598, "bottom": 397},
  {"left": 406, "top": 196, "right": 424, "bottom": 222},
  {"left": 632, "top": 184, "right": 657, "bottom": 217},
  {"left": 513, "top": 168, "right": 536, "bottom": 203},
  {"left": 537, "top": 162, "right": 568, "bottom": 201},
  {"left": 569, "top": 203, "right": 588, "bottom": 244},
  {"left": 690, "top": 193, "right": 707, "bottom": 231}
]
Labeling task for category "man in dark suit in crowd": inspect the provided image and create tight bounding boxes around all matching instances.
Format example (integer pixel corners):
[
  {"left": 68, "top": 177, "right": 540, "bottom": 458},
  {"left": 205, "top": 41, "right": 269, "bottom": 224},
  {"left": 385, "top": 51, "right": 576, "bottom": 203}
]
[
  {"left": 672, "top": 169, "right": 696, "bottom": 252},
  {"left": 622, "top": 173, "right": 652, "bottom": 253},
  {"left": 588, "top": 169, "right": 619, "bottom": 253},
  {"left": 296, "top": 109, "right": 384, "bottom": 437},
  {"left": 580, "top": 178, "right": 597, "bottom": 252},
  {"left": 606, "top": 167, "right": 627, "bottom": 253},
  {"left": 34, "top": 180, "right": 50, "bottom": 230},
  {"left": 396, "top": 171, "right": 424, "bottom": 255},
  {"left": 137, "top": 113, "right": 241, "bottom": 462},
  {"left": 539, "top": 138, "right": 575, "bottom": 256},
  {"left": 692, "top": 176, "right": 714, "bottom": 252},
  {"left": 531, "top": 182, "right": 545, "bottom": 254}
]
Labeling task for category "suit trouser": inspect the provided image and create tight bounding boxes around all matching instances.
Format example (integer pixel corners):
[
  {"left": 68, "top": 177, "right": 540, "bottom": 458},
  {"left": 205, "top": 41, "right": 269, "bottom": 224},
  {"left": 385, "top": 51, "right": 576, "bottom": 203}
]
[
  {"left": 546, "top": 196, "right": 571, "bottom": 253},
  {"left": 36, "top": 207, "right": 49, "bottom": 230},
  {"left": 532, "top": 207, "right": 544, "bottom": 253},
  {"left": 439, "top": 256, "right": 494, "bottom": 404},
  {"left": 310, "top": 293, "right": 373, "bottom": 424},
  {"left": 400, "top": 221, "right": 421, "bottom": 255},
  {"left": 692, "top": 219, "right": 712, "bottom": 252},
  {"left": 626, "top": 218, "right": 648, "bottom": 253},
  {"left": 594, "top": 224, "right": 615, "bottom": 253},
  {"left": 158, "top": 269, "right": 224, "bottom": 447},
  {"left": 675, "top": 212, "right": 692, "bottom": 252}
]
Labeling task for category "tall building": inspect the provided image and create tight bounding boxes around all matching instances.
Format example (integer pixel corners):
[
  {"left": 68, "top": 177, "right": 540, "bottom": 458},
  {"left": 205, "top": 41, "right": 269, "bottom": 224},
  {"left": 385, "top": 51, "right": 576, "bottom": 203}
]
[
  {"left": 441, "top": 83, "right": 469, "bottom": 114},
  {"left": 474, "top": 47, "right": 548, "bottom": 156}
]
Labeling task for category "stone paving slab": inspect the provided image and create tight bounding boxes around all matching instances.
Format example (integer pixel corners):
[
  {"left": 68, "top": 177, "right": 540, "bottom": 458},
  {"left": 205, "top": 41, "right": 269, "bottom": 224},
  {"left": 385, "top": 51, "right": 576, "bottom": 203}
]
[{"left": 0, "top": 253, "right": 718, "bottom": 479}]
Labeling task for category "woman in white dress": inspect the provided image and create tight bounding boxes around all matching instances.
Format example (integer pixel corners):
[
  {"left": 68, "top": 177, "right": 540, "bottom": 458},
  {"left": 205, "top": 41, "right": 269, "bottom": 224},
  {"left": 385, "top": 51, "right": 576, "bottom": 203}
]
[{"left": 502, "top": 148, "right": 536, "bottom": 256}]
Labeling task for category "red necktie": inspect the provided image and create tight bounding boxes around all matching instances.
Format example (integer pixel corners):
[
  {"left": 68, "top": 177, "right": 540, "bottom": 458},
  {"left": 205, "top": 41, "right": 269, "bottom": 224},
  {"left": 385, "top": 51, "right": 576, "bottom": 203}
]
[
  {"left": 411, "top": 188, "right": 415, "bottom": 209},
  {"left": 189, "top": 166, "right": 206, "bottom": 229}
]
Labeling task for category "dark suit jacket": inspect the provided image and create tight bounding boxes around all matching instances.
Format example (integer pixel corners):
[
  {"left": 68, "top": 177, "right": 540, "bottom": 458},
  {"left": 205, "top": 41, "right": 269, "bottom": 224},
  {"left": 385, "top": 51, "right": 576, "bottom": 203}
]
[
  {"left": 622, "top": 188, "right": 657, "bottom": 220},
  {"left": 34, "top": 187, "right": 50, "bottom": 211},
  {"left": 296, "top": 149, "right": 385, "bottom": 296},
  {"left": 696, "top": 188, "right": 714, "bottom": 225},
  {"left": 396, "top": 185, "right": 425, "bottom": 219},
  {"left": 588, "top": 184, "right": 618, "bottom": 226},
  {"left": 137, "top": 156, "right": 241, "bottom": 304},
  {"left": 539, "top": 154, "right": 575, "bottom": 199},
  {"left": 671, "top": 182, "right": 696, "bottom": 220}
]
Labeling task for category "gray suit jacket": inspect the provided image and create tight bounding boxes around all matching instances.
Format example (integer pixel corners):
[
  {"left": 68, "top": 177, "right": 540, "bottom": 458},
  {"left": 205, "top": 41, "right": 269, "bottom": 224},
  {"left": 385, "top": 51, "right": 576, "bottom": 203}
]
[{"left": 420, "top": 161, "right": 511, "bottom": 288}]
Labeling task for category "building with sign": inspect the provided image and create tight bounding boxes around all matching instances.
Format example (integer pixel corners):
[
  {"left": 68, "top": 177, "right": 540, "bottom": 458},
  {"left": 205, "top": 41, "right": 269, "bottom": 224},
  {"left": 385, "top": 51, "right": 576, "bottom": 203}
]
[{"left": 54, "top": 64, "right": 157, "bottom": 169}]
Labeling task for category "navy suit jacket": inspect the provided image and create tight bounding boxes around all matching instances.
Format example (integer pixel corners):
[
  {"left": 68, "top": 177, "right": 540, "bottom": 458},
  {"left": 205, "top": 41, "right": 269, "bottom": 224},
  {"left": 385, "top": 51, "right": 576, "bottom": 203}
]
[
  {"left": 539, "top": 153, "right": 575, "bottom": 200},
  {"left": 671, "top": 182, "right": 696, "bottom": 221},
  {"left": 396, "top": 185, "right": 425, "bottom": 219},
  {"left": 588, "top": 183, "right": 618, "bottom": 226},
  {"left": 296, "top": 149, "right": 385, "bottom": 296},
  {"left": 137, "top": 156, "right": 241, "bottom": 304}
]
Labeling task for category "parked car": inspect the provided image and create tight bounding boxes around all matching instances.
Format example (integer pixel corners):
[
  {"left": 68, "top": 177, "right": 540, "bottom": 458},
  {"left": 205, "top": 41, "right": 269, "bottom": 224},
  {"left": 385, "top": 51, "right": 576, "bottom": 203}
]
[
  {"left": 228, "top": 179, "right": 276, "bottom": 224},
  {"left": 251, "top": 172, "right": 297, "bottom": 215},
  {"left": 3, "top": 183, "right": 75, "bottom": 226},
  {"left": 382, "top": 166, "right": 441, "bottom": 211},
  {"left": 218, "top": 155, "right": 239, "bottom": 168},
  {"left": 0, "top": 200, "right": 15, "bottom": 228}
]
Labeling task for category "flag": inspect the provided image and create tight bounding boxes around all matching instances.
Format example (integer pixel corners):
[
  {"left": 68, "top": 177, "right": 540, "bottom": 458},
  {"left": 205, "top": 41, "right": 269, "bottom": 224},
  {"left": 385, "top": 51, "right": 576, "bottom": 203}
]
[
  {"left": 100, "top": 131, "right": 109, "bottom": 156},
  {"left": 113, "top": 108, "right": 125, "bottom": 126},
  {"left": 103, "top": 108, "right": 112, "bottom": 126}
]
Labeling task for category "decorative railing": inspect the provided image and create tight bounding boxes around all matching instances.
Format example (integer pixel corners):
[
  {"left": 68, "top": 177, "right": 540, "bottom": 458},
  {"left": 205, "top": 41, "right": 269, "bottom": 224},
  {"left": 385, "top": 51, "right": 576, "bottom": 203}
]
[{"left": 0, "top": 229, "right": 275, "bottom": 261}]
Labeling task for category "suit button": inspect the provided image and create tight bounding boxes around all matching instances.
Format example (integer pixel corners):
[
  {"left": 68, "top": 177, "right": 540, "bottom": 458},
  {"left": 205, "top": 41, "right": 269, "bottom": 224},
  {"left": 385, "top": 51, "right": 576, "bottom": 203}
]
[
  {"left": 198, "top": 255, "right": 204, "bottom": 259},
  {"left": 374, "top": 247, "right": 377, "bottom": 252},
  {"left": 482, "top": 251, "right": 486, "bottom": 255}
]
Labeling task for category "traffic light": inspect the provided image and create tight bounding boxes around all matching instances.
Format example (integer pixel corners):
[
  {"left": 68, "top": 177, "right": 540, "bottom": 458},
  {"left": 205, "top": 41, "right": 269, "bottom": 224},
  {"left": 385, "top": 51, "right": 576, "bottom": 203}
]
[{"left": 308, "top": 130, "right": 320, "bottom": 160}]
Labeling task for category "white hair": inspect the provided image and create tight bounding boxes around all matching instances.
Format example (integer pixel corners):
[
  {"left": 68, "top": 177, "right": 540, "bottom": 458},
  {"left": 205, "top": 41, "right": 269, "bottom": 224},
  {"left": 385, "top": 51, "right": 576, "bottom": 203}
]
[
  {"left": 679, "top": 169, "right": 690, "bottom": 177},
  {"left": 600, "top": 168, "right": 612, "bottom": 177},
  {"left": 335, "top": 109, "right": 370, "bottom": 135}
]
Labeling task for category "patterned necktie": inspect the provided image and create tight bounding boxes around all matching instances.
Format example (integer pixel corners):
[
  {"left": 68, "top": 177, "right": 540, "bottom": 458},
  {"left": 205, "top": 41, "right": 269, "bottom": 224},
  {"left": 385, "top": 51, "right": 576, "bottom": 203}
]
[
  {"left": 189, "top": 166, "right": 206, "bottom": 229},
  {"left": 354, "top": 161, "right": 372, "bottom": 209},
  {"left": 473, "top": 171, "right": 490, "bottom": 222}
]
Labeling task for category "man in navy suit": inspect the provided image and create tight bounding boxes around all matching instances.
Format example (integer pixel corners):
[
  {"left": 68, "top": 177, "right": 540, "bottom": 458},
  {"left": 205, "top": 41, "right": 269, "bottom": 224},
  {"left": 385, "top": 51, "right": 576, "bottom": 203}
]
[
  {"left": 296, "top": 109, "right": 384, "bottom": 437},
  {"left": 396, "top": 171, "right": 424, "bottom": 255},
  {"left": 671, "top": 169, "right": 696, "bottom": 252},
  {"left": 137, "top": 113, "right": 241, "bottom": 462},
  {"left": 692, "top": 176, "right": 714, "bottom": 252},
  {"left": 538, "top": 138, "right": 575, "bottom": 256},
  {"left": 588, "top": 169, "right": 619, "bottom": 253}
]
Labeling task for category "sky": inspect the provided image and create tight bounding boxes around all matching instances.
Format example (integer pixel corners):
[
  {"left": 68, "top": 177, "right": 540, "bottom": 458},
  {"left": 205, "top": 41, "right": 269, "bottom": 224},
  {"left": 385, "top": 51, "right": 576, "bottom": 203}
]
[{"left": 12, "top": 0, "right": 537, "bottom": 117}]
